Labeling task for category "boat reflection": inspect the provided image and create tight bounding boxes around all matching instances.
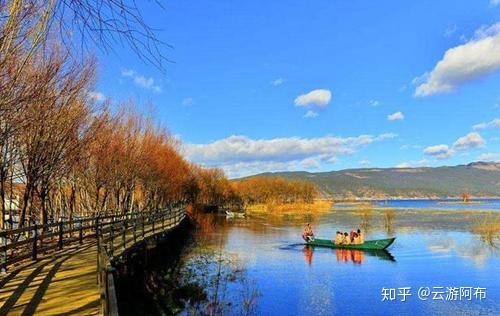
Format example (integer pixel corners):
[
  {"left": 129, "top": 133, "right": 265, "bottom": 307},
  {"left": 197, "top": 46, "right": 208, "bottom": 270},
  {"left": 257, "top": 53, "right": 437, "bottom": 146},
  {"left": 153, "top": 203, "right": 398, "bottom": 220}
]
[
  {"left": 335, "top": 248, "right": 365, "bottom": 264},
  {"left": 303, "top": 246, "right": 395, "bottom": 265},
  {"left": 303, "top": 245, "right": 314, "bottom": 265}
]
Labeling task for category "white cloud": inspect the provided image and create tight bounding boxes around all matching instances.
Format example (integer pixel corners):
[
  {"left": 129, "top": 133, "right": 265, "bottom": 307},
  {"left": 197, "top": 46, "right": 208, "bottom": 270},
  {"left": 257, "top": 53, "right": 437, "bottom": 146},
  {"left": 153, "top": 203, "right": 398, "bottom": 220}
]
[
  {"left": 491, "top": 0, "right": 500, "bottom": 6},
  {"left": 472, "top": 118, "right": 500, "bottom": 130},
  {"left": 387, "top": 111, "right": 404, "bottom": 121},
  {"left": 184, "top": 133, "right": 397, "bottom": 177},
  {"left": 87, "top": 91, "right": 105, "bottom": 102},
  {"left": 414, "top": 22, "right": 500, "bottom": 96},
  {"left": 395, "top": 159, "right": 429, "bottom": 168},
  {"left": 215, "top": 161, "right": 299, "bottom": 179},
  {"left": 121, "top": 69, "right": 162, "bottom": 93},
  {"left": 270, "top": 78, "right": 285, "bottom": 86},
  {"left": 400, "top": 144, "right": 422, "bottom": 150},
  {"left": 395, "top": 162, "right": 411, "bottom": 168},
  {"left": 444, "top": 25, "right": 458, "bottom": 38},
  {"left": 121, "top": 69, "right": 135, "bottom": 77},
  {"left": 423, "top": 132, "right": 486, "bottom": 160},
  {"left": 301, "top": 158, "right": 320, "bottom": 169},
  {"left": 182, "top": 97, "right": 194, "bottom": 106},
  {"left": 453, "top": 132, "right": 486, "bottom": 150},
  {"left": 294, "top": 89, "right": 332, "bottom": 107},
  {"left": 423, "top": 144, "right": 454, "bottom": 159},
  {"left": 376, "top": 133, "right": 398, "bottom": 141},
  {"left": 358, "top": 160, "right": 370, "bottom": 166},
  {"left": 477, "top": 152, "right": 500, "bottom": 161},
  {"left": 303, "top": 110, "right": 318, "bottom": 118},
  {"left": 369, "top": 100, "right": 379, "bottom": 107}
]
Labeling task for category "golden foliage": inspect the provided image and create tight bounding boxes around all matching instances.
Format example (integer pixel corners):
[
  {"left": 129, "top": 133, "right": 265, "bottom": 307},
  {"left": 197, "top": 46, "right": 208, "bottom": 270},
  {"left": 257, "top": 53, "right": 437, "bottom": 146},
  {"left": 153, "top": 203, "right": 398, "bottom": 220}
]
[{"left": 232, "top": 176, "right": 317, "bottom": 206}]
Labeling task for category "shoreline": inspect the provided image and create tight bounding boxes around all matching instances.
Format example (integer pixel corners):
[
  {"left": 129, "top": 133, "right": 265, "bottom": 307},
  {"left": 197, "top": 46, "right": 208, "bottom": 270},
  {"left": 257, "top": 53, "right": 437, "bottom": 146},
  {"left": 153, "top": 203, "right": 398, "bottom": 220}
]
[
  {"left": 332, "top": 197, "right": 500, "bottom": 202},
  {"left": 331, "top": 206, "right": 500, "bottom": 213}
]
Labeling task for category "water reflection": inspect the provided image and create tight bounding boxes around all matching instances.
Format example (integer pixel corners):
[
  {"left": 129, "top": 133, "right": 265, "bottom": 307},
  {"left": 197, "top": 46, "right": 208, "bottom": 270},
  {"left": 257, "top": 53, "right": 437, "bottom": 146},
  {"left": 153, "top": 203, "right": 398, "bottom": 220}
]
[
  {"left": 335, "top": 248, "right": 365, "bottom": 264},
  {"left": 303, "top": 246, "right": 313, "bottom": 265},
  {"left": 303, "top": 245, "right": 395, "bottom": 265},
  {"left": 130, "top": 207, "right": 499, "bottom": 315},
  {"left": 427, "top": 235, "right": 498, "bottom": 268}
]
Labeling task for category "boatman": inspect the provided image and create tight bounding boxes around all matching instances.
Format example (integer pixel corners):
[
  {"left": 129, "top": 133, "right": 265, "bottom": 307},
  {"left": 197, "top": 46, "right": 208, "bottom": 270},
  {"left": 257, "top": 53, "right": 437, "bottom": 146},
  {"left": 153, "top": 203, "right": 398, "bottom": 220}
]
[{"left": 302, "top": 223, "right": 315, "bottom": 242}]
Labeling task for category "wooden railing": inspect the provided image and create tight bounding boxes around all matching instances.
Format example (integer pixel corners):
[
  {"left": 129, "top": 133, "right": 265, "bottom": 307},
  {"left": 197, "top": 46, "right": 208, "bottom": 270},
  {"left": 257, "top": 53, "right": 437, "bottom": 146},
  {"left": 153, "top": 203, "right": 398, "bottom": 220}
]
[
  {"left": 97, "top": 207, "right": 186, "bottom": 315},
  {"left": 0, "top": 214, "right": 103, "bottom": 270},
  {"left": 0, "top": 207, "right": 187, "bottom": 316}
]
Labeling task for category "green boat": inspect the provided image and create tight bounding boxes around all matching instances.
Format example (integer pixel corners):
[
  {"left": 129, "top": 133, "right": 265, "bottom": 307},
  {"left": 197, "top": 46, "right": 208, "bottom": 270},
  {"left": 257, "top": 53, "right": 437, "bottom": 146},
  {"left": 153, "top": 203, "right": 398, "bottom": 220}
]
[{"left": 306, "top": 237, "right": 396, "bottom": 250}]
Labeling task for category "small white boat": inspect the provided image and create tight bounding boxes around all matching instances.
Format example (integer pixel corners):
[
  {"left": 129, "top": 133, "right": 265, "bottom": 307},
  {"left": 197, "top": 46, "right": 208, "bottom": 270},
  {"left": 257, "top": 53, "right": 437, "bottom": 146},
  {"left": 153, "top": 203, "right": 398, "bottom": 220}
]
[{"left": 225, "top": 210, "right": 245, "bottom": 218}]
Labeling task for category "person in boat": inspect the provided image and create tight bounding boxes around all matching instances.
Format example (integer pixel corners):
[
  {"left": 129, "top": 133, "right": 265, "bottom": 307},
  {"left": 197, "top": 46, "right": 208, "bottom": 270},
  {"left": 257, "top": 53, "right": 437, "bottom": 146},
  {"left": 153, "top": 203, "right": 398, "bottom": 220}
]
[
  {"left": 351, "top": 231, "right": 360, "bottom": 244},
  {"left": 342, "top": 232, "right": 351, "bottom": 245},
  {"left": 302, "top": 223, "right": 315, "bottom": 241},
  {"left": 357, "top": 228, "right": 364, "bottom": 244},
  {"left": 334, "top": 231, "right": 342, "bottom": 244}
]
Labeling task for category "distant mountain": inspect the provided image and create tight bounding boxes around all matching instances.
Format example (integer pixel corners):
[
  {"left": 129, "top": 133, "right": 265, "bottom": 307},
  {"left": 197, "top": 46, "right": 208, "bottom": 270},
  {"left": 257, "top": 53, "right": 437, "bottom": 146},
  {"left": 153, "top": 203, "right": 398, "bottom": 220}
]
[{"left": 237, "top": 162, "right": 500, "bottom": 199}]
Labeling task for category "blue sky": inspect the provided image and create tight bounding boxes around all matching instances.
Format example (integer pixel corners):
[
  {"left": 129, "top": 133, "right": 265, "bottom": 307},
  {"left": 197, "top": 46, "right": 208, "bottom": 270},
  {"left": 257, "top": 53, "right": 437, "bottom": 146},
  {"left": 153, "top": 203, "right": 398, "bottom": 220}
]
[{"left": 92, "top": 0, "right": 500, "bottom": 178}]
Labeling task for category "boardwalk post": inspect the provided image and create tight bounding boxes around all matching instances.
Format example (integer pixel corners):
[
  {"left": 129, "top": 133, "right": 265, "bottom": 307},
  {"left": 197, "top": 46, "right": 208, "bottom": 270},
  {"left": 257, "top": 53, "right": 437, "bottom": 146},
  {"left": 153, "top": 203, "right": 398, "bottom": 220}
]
[
  {"left": 142, "top": 215, "right": 145, "bottom": 239},
  {"left": 97, "top": 229, "right": 101, "bottom": 285},
  {"left": 133, "top": 220, "right": 137, "bottom": 243},
  {"left": 121, "top": 221, "right": 126, "bottom": 251},
  {"left": 109, "top": 223, "right": 114, "bottom": 257},
  {"left": 79, "top": 220, "right": 83, "bottom": 244},
  {"left": 58, "top": 220, "right": 64, "bottom": 250},
  {"left": 32, "top": 224, "right": 38, "bottom": 260},
  {"left": 95, "top": 216, "right": 100, "bottom": 239},
  {"left": 152, "top": 213, "right": 155, "bottom": 234},
  {"left": 162, "top": 212, "right": 165, "bottom": 231},
  {"left": 1, "top": 233, "right": 6, "bottom": 272}
]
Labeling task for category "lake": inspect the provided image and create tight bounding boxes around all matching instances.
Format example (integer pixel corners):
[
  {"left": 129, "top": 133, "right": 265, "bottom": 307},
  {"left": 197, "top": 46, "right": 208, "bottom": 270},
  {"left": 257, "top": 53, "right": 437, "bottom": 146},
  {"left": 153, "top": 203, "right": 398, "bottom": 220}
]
[
  {"left": 118, "top": 200, "right": 500, "bottom": 315},
  {"left": 334, "top": 198, "right": 500, "bottom": 212}
]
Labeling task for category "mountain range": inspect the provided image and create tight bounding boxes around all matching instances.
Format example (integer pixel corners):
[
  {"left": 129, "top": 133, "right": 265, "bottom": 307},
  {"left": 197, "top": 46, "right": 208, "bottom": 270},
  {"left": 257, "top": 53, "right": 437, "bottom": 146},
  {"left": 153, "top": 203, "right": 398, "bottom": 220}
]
[{"left": 239, "top": 162, "right": 500, "bottom": 199}]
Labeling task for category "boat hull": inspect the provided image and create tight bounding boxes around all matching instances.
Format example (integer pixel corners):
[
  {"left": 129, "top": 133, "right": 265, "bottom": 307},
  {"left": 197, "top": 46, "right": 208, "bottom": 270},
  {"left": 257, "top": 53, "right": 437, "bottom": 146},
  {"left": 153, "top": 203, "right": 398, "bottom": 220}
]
[{"left": 306, "top": 237, "right": 395, "bottom": 250}]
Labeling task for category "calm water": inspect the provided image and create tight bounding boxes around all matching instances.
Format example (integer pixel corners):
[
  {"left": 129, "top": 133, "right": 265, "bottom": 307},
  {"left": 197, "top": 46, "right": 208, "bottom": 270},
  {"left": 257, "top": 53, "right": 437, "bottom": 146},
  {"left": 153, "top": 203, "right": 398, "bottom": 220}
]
[
  {"left": 127, "top": 201, "right": 500, "bottom": 315},
  {"left": 335, "top": 198, "right": 500, "bottom": 211}
]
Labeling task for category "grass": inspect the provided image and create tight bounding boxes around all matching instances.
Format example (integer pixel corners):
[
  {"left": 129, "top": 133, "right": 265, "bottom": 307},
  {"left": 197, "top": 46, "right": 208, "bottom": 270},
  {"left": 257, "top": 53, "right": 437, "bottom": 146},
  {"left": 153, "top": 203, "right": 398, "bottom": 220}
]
[
  {"left": 333, "top": 201, "right": 374, "bottom": 208},
  {"left": 383, "top": 209, "right": 396, "bottom": 235},
  {"left": 472, "top": 213, "right": 500, "bottom": 247},
  {"left": 245, "top": 200, "right": 332, "bottom": 214}
]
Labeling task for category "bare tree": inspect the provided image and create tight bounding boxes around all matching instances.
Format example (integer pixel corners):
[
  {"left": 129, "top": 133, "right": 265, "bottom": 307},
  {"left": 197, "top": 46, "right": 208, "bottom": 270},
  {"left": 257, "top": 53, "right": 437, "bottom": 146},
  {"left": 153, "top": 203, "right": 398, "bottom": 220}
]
[{"left": 1, "top": 0, "right": 169, "bottom": 71}]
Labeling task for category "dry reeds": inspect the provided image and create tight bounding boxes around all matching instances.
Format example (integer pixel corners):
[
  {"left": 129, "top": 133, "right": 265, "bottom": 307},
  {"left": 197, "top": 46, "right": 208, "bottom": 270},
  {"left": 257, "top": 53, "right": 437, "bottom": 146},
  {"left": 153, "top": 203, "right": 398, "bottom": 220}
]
[{"left": 472, "top": 214, "right": 500, "bottom": 247}]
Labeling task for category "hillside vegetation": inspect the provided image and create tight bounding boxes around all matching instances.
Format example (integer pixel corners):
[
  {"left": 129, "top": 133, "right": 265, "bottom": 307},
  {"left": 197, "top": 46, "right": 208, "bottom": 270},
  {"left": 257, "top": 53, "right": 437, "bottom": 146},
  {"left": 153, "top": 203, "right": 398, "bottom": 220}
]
[{"left": 239, "top": 162, "right": 500, "bottom": 200}]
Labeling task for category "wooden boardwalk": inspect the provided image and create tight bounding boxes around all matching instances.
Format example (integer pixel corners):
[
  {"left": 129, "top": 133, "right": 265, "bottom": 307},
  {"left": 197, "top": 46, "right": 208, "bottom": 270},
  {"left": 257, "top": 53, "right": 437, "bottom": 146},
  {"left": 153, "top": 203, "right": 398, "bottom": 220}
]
[
  {"left": 0, "top": 208, "right": 186, "bottom": 315},
  {"left": 0, "top": 242, "right": 100, "bottom": 315}
]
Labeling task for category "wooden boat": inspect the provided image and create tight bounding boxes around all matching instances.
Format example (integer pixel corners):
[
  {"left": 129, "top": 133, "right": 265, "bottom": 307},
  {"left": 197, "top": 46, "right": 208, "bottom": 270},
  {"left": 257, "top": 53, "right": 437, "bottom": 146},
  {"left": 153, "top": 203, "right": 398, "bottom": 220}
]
[{"left": 306, "top": 237, "right": 395, "bottom": 250}]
